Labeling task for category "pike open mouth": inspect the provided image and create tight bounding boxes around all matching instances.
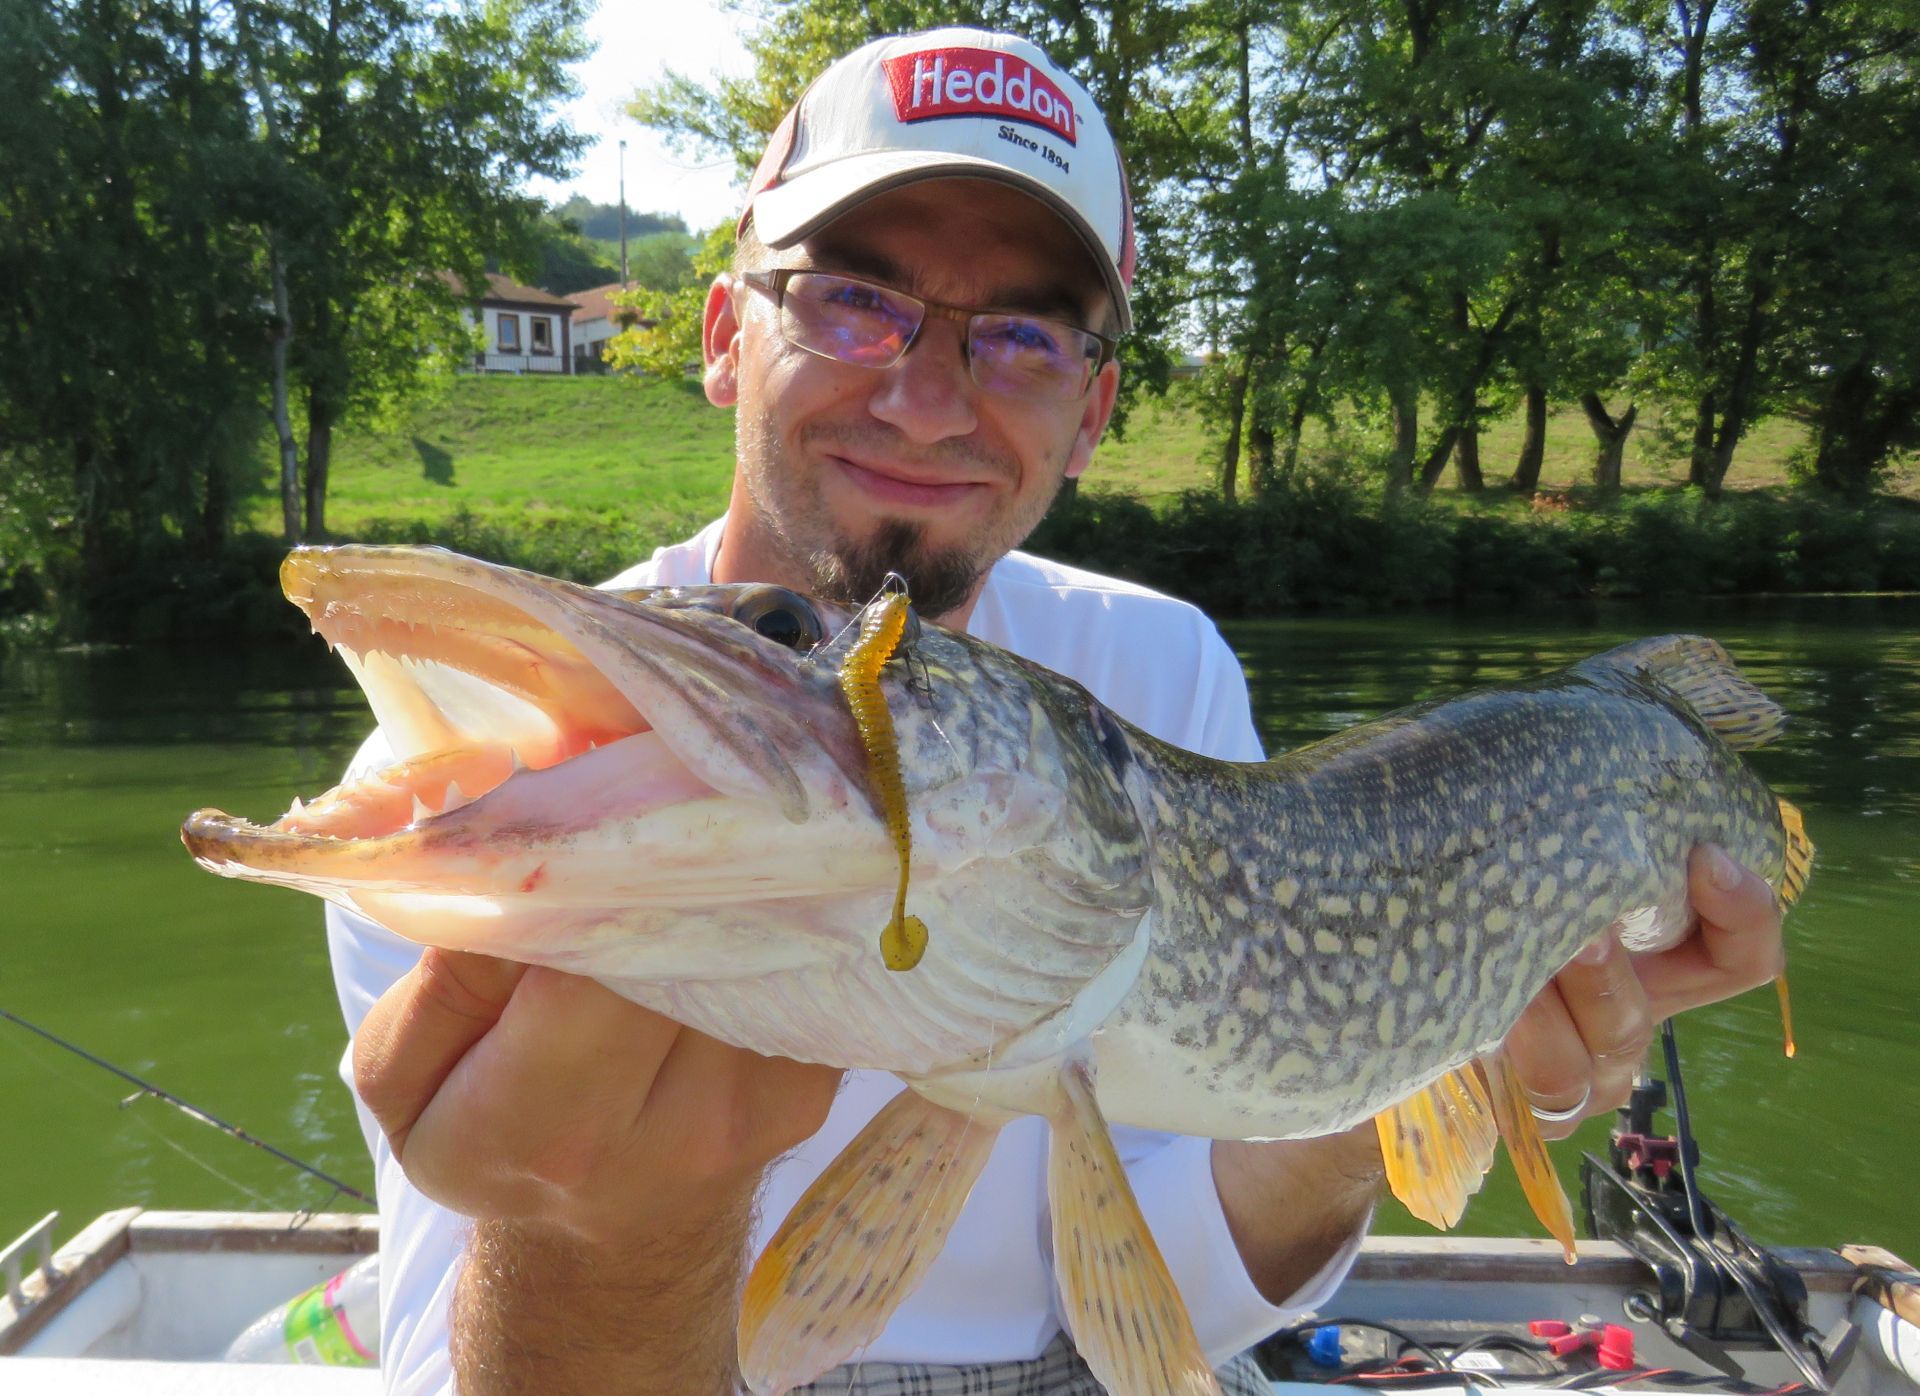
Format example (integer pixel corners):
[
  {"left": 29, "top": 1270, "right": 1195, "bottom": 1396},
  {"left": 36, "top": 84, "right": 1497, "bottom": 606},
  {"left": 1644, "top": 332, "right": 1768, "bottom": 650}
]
[{"left": 180, "top": 547, "right": 777, "bottom": 883}]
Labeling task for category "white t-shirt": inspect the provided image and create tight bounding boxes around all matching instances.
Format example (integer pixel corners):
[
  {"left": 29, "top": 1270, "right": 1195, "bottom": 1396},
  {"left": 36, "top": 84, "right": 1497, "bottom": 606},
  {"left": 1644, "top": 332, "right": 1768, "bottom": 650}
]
[{"left": 326, "top": 517, "right": 1361, "bottom": 1393}]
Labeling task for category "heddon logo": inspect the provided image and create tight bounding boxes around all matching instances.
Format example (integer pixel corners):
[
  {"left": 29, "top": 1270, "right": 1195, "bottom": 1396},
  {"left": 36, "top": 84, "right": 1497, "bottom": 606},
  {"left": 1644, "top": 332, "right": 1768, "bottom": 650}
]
[{"left": 883, "top": 47, "right": 1077, "bottom": 146}]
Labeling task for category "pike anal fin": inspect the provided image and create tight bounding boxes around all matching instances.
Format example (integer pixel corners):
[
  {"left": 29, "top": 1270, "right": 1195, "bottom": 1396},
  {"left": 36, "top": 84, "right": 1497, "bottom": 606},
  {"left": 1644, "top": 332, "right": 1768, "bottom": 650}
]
[
  {"left": 1376, "top": 1064, "right": 1500, "bottom": 1230},
  {"left": 1049, "top": 1062, "right": 1223, "bottom": 1396},
  {"left": 738, "top": 1087, "right": 1000, "bottom": 1395},
  {"left": 1483, "top": 1051, "right": 1578, "bottom": 1263},
  {"left": 1773, "top": 795, "right": 1813, "bottom": 1057}
]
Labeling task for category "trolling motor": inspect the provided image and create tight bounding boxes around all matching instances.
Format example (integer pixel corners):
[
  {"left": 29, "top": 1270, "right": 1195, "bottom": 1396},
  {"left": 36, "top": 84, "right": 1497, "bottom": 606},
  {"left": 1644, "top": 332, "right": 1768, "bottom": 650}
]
[{"left": 1580, "top": 1021, "right": 1847, "bottom": 1391}]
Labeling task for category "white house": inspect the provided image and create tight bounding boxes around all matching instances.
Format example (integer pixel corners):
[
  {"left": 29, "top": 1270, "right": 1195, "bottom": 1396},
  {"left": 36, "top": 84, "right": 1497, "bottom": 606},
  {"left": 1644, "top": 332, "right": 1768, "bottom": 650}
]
[
  {"left": 566, "top": 281, "right": 650, "bottom": 371},
  {"left": 454, "top": 273, "right": 574, "bottom": 374}
]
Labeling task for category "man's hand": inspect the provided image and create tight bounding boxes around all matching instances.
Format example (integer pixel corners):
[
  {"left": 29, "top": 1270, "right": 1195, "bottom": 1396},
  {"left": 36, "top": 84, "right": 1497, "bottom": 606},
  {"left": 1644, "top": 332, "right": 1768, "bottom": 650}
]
[
  {"left": 1505, "top": 843, "right": 1786, "bottom": 1138},
  {"left": 352, "top": 948, "right": 842, "bottom": 1392},
  {"left": 1215, "top": 843, "right": 1785, "bottom": 1301}
]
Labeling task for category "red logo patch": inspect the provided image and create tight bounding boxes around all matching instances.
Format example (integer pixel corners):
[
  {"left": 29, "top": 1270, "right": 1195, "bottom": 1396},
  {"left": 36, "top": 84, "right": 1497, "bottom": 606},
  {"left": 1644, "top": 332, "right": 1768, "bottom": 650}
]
[{"left": 884, "top": 47, "right": 1078, "bottom": 147}]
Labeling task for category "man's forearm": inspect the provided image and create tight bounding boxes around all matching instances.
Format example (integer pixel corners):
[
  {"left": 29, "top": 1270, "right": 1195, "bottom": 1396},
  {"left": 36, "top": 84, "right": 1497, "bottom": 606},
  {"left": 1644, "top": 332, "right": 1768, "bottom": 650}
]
[
  {"left": 452, "top": 1204, "right": 752, "bottom": 1396},
  {"left": 1211, "top": 1127, "right": 1384, "bottom": 1303}
]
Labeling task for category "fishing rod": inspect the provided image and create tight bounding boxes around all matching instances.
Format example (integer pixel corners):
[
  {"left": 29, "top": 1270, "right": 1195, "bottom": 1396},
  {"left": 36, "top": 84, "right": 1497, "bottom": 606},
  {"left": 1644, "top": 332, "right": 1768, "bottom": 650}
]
[{"left": 0, "top": 1005, "right": 371, "bottom": 1206}]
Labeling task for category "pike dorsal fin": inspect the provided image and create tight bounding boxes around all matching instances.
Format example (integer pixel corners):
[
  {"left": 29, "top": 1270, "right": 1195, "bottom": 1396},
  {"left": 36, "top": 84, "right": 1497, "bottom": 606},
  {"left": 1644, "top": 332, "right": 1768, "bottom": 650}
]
[
  {"left": 1375, "top": 1063, "right": 1500, "bottom": 1229},
  {"left": 1483, "top": 1049, "right": 1577, "bottom": 1263},
  {"left": 1048, "top": 1062, "right": 1223, "bottom": 1396},
  {"left": 1593, "top": 635, "right": 1787, "bottom": 750},
  {"left": 738, "top": 1087, "right": 1000, "bottom": 1395}
]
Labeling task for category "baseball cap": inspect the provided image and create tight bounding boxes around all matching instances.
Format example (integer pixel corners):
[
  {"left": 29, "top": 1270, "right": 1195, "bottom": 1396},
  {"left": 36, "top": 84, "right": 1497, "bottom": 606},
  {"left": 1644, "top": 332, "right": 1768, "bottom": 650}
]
[{"left": 739, "top": 27, "right": 1136, "bottom": 334}]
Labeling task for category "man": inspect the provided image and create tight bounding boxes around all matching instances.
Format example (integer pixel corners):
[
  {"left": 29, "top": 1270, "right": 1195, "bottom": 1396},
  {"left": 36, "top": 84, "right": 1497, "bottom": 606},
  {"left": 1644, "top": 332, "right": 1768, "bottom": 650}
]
[{"left": 331, "top": 27, "right": 1788, "bottom": 1395}]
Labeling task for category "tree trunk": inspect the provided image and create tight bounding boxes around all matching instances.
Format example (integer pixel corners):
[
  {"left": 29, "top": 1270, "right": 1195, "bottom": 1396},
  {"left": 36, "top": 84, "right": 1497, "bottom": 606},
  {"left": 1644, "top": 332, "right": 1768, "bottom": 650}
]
[
  {"left": 199, "top": 448, "right": 230, "bottom": 550},
  {"left": 1219, "top": 365, "right": 1248, "bottom": 504},
  {"left": 1510, "top": 383, "right": 1548, "bottom": 492},
  {"left": 1688, "top": 390, "right": 1717, "bottom": 489},
  {"left": 1417, "top": 425, "right": 1464, "bottom": 493},
  {"left": 1249, "top": 419, "right": 1276, "bottom": 495},
  {"left": 1387, "top": 381, "right": 1419, "bottom": 493},
  {"left": 1580, "top": 393, "right": 1636, "bottom": 494},
  {"left": 1706, "top": 282, "right": 1774, "bottom": 494},
  {"left": 232, "top": 0, "right": 302, "bottom": 541},
  {"left": 1812, "top": 364, "right": 1919, "bottom": 498},
  {"left": 268, "top": 253, "right": 301, "bottom": 541},
  {"left": 1281, "top": 399, "right": 1308, "bottom": 478},
  {"left": 304, "top": 392, "right": 335, "bottom": 539},
  {"left": 1453, "top": 419, "right": 1484, "bottom": 492}
]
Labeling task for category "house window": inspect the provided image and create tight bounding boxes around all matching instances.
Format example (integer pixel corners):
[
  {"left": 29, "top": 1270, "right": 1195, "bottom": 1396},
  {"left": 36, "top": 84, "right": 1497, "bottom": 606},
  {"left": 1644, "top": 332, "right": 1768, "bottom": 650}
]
[
  {"left": 530, "top": 317, "right": 553, "bottom": 354},
  {"left": 497, "top": 313, "right": 521, "bottom": 353}
]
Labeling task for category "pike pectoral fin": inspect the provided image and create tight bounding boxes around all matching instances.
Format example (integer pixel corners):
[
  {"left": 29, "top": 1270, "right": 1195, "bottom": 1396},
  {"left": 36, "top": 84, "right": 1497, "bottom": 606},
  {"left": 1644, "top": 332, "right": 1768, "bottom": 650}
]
[
  {"left": 1048, "top": 1062, "right": 1222, "bottom": 1396},
  {"left": 1483, "top": 1051, "right": 1577, "bottom": 1263},
  {"left": 1375, "top": 1064, "right": 1500, "bottom": 1230},
  {"left": 738, "top": 1087, "right": 1000, "bottom": 1395}
]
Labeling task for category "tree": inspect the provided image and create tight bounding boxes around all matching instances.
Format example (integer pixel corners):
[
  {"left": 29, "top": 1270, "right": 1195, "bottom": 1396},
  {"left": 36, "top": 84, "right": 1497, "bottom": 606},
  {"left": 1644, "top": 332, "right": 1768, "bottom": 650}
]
[
  {"left": 603, "top": 222, "right": 735, "bottom": 379},
  {"left": 1771, "top": 7, "right": 1920, "bottom": 496},
  {"left": 0, "top": 0, "right": 270, "bottom": 596},
  {"left": 239, "top": 0, "right": 590, "bottom": 537}
]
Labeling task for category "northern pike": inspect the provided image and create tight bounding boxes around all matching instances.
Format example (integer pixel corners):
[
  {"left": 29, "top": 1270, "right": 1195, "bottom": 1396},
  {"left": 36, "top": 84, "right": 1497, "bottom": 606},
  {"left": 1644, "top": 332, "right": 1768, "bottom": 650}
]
[{"left": 182, "top": 546, "right": 1813, "bottom": 1396}]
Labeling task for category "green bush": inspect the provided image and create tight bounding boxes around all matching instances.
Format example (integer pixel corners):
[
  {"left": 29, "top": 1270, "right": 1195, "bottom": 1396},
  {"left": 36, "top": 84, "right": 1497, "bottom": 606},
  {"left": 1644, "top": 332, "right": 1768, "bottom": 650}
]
[
  {"left": 8, "top": 469, "right": 1920, "bottom": 645},
  {"left": 1030, "top": 476, "right": 1920, "bottom": 613}
]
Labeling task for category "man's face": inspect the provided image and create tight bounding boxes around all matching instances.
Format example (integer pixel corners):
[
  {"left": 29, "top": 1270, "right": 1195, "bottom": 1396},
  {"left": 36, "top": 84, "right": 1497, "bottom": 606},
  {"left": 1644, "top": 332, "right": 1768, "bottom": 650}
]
[{"left": 703, "top": 178, "right": 1120, "bottom": 620}]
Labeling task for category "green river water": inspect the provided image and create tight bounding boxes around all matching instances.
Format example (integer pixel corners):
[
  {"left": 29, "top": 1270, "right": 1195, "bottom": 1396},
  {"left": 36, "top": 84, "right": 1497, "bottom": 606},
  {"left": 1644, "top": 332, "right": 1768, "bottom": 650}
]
[{"left": 2, "top": 597, "right": 1915, "bottom": 1264}]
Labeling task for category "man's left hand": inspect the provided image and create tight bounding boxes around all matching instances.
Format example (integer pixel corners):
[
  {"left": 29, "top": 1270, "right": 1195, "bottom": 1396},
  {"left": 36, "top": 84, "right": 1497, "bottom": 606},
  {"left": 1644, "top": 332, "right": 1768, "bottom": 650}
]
[{"left": 1505, "top": 843, "right": 1786, "bottom": 1139}]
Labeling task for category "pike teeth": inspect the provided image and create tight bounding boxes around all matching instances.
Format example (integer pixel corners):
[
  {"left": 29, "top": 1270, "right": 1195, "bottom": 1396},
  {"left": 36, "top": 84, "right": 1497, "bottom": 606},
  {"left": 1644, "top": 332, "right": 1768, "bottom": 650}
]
[
  {"left": 287, "top": 795, "right": 305, "bottom": 816},
  {"left": 411, "top": 795, "right": 433, "bottom": 824},
  {"left": 441, "top": 781, "right": 470, "bottom": 813},
  {"left": 508, "top": 748, "right": 527, "bottom": 773}
]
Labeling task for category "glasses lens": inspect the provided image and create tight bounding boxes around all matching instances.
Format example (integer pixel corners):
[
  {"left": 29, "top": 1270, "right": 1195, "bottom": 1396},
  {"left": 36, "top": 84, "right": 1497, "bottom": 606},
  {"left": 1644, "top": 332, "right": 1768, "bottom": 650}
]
[
  {"left": 968, "top": 315, "right": 1098, "bottom": 401},
  {"left": 780, "top": 273, "right": 919, "bottom": 367}
]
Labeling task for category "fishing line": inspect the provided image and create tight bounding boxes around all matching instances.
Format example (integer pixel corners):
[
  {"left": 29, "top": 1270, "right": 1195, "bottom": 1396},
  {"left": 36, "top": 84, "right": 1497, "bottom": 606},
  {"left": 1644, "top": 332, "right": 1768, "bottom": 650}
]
[
  {"left": 119, "top": 1104, "right": 285, "bottom": 1211},
  {"left": 0, "top": 1006, "right": 371, "bottom": 1205},
  {"left": 808, "top": 573, "right": 914, "bottom": 667}
]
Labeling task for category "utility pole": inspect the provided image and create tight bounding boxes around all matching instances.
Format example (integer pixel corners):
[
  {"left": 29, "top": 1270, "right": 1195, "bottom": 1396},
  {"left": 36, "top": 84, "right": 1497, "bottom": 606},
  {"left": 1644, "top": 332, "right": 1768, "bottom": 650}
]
[{"left": 618, "top": 139, "right": 629, "bottom": 287}]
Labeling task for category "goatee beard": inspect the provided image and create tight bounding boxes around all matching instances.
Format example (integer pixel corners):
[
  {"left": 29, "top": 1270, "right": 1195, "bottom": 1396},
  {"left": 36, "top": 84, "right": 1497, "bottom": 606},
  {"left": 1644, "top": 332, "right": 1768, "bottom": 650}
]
[{"left": 807, "top": 519, "right": 986, "bottom": 620}]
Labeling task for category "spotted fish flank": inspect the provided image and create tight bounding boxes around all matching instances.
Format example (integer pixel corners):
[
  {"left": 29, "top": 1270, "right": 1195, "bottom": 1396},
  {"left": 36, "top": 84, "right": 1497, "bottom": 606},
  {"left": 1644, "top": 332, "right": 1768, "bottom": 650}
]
[{"left": 183, "top": 548, "right": 1814, "bottom": 1396}]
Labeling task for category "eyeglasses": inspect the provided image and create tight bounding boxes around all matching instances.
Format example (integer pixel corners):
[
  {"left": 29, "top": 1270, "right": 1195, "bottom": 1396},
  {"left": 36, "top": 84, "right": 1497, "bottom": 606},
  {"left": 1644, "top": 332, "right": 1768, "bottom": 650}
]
[{"left": 739, "top": 269, "right": 1117, "bottom": 404}]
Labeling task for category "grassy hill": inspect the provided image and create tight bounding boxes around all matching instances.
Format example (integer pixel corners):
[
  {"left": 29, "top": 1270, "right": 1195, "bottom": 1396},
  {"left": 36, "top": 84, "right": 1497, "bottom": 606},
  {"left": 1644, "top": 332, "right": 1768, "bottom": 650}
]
[
  {"left": 246, "top": 377, "right": 735, "bottom": 537},
  {"left": 255, "top": 373, "right": 1908, "bottom": 565}
]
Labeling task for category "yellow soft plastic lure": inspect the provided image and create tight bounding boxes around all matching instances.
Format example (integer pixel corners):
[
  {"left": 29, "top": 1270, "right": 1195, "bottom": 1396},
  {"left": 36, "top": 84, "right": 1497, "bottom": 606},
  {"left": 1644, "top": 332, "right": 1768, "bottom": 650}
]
[{"left": 839, "top": 588, "right": 929, "bottom": 972}]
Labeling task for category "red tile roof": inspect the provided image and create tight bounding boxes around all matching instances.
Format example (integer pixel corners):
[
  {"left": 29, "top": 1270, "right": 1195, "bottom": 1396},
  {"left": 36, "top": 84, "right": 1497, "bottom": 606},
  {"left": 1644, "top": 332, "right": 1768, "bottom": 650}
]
[
  {"left": 442, "top": 270, "right": 575, "bottom": 309},
  {"left": 567, "top": 281, "right": 649, "bottom": 327}
]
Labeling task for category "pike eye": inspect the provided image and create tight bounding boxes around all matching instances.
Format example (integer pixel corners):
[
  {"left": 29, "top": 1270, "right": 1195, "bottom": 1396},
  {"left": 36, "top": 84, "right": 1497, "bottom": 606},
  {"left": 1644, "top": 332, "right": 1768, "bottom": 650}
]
[
  {"left": 1088, "top": 700, "right": 1132, "bottom": 774},
  {"left": 730, "top": 586, "right": 823, "bottom": 651}
]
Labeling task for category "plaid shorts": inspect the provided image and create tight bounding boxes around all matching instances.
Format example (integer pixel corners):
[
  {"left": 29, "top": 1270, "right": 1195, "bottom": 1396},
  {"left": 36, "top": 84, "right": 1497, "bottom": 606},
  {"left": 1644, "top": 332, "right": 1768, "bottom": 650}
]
[{"left": 792, "top": 1331, "right": 1272, "bottom": 1396}]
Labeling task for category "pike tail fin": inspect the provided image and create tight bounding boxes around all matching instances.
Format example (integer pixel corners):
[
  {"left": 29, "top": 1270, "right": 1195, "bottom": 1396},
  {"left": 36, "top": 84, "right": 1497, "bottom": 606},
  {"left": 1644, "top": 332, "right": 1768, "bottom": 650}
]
[
  {"left": 1484, "top": 1050, "right": 1578, "bottom": 1263},
  {"left": 1375, "top": 1064, "right": 1500, "bottom": 1229},
  {"left": 1597, "top": 635, "right": 1787, "bottom": 750},
  {"left": 738, "top": 1087, "right": 1000, "bottom": 1395},
  {"left": 1048, "top": 1062, "right": 1223, "bottom": 1396}
]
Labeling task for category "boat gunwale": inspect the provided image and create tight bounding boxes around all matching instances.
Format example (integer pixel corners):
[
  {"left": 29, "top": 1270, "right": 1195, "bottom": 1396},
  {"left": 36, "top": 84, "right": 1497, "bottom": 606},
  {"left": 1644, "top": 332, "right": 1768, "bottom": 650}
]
[
  {"left": 0, "top": 1209, "right": 1870, "bottom": 1361},
  {"left": 0, "top": 1209, "right": 376, "bottom": 1355}
]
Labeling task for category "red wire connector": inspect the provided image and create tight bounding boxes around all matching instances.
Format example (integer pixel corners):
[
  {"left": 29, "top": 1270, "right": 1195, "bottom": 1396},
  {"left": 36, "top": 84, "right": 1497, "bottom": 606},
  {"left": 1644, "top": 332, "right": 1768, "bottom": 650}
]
[
  {"left": 1597, "top": 1324, "right": 1636, "bottom": 1371},
  {"left": 1526, "top": 1319, "right": 1636, "bottom": 1369}
]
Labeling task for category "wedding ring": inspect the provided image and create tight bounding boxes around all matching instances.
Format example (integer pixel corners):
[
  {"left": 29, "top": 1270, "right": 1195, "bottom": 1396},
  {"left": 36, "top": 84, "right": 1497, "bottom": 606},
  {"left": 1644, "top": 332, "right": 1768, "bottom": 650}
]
[{"left": 1528, "top": 1083, "right": 1592, "bottom": 1125}]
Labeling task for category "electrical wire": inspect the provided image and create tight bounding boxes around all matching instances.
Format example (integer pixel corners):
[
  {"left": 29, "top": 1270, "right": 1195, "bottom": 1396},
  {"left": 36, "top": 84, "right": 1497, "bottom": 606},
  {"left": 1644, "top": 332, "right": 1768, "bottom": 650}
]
[{"left": 1262, "top": 1319, "right": 1817, "bottom": 1396}]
